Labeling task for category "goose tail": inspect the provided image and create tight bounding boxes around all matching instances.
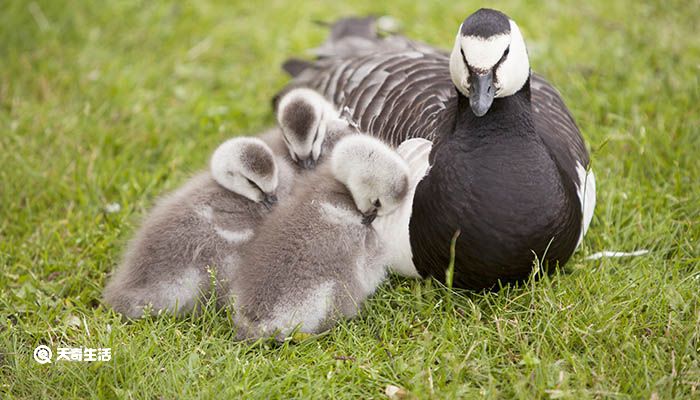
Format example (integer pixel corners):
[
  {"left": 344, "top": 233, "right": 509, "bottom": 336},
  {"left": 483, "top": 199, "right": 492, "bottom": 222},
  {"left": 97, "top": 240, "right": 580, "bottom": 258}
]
[
  {"left": 310, "top": 16, "right": 395, "bottom": 58},
  {"left": 281, "top": 15, "right": 398, "bottom": 78}
]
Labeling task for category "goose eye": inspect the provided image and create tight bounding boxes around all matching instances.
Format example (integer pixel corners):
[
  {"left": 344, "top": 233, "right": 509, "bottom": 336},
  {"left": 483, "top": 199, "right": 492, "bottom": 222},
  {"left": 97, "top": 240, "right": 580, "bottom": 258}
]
[
  {"left": 311, "top": 124, "right": 320, "bottom": 144},
  {"left": 503, "top": 47, "right": 510, "bottom": 57},
  {"left": 373, "top": 199, "right": 382, "bottom": 208},
  {"left": 282, "top": 134, "right": 291, "bottom": 147},
  {"left": 246, "top": 178, "right": 259, "bottom": 189}
]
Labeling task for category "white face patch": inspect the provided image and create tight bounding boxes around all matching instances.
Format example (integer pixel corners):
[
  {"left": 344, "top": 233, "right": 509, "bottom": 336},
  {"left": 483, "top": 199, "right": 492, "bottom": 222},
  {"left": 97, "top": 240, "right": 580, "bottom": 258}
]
[
  {"left": 449, "top": 31, "right": 470, "bottom": 97},
  {"left": 493, "top": 20, "right": 530, "bottom": 98},
  {"left": 449, "top": 20, "right": 531, "bottom": 99},
  {"left": 460, "top": 33, "right": 510, "bottom": 71}
]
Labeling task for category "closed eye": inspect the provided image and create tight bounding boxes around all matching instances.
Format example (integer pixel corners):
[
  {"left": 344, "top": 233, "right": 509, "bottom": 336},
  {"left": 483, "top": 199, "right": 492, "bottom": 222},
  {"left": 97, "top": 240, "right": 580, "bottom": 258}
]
[
  {"left": 282, "top": 134, "right": 291, "bottom": 147},
  {"left": 312, "top": 113, "right": 324, "bottom": 144},
  {"left": 493, "top": 45, "right": 511, "bottom": 88},
  {"left": 460, "top": 47, "right": 468, "bottom": 66},
  {"left": 246, "top": 177, "right": 263, "bottom": 193},
  {"left": 312, "top": 125, "right": 320, "bottom": 145},
  {"left": 497, "top": 46, "right": 510, "bottom": 64}
]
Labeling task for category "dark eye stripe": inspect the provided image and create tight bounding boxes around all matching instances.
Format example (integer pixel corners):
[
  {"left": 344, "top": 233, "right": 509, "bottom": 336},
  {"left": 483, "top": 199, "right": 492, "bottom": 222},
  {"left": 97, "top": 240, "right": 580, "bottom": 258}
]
[
  {"left": 492, "top": 45, "right": 511, "bottom": 86},
  {"left": 497, "top": 45, "right": 510, "bottom": 65},
  {"left": 460, "top": 47, "right": 468, "bottom": 66}
]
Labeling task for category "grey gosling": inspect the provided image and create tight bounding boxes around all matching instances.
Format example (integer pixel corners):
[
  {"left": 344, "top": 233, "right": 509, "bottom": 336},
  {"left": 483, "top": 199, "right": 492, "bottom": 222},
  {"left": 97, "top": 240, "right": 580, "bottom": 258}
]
[
  {"left": 260, "top": 87, "right": 355, "bottom": 170},
  {"left": 230, "top": 135, "right": 423, "bottom": 340},
  {"left": 103, "top": 137, "right": 292, "bottom": 318}
]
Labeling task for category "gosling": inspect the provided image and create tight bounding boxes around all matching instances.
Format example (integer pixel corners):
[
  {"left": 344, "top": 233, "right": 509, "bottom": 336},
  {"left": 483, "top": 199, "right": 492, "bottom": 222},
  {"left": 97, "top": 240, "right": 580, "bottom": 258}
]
[
  {"left": 229, "top": 135, "right": 421, "bottom": 340},
  {"left": 103, "top": 137, "right": 292, "bottom": 318}
]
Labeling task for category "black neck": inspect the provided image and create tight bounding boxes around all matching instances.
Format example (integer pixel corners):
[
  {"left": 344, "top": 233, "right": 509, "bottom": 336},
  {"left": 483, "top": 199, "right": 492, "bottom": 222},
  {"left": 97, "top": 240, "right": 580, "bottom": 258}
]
[{"left": 454, "top": 77, "right": 534, "bottom": 138}]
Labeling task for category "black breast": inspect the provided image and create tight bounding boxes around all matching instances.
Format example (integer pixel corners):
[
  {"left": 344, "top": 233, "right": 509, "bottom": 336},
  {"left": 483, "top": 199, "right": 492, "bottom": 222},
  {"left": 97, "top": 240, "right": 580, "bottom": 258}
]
[{"left": 409, "top": 90, "right": 583, "bottom": 289}]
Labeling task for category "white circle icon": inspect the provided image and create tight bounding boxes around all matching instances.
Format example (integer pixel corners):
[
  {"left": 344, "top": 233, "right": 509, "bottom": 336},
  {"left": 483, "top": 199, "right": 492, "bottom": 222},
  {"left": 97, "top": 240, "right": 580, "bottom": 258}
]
[{"left": 33, "top": 345, "right": 52, "bottom": 364}]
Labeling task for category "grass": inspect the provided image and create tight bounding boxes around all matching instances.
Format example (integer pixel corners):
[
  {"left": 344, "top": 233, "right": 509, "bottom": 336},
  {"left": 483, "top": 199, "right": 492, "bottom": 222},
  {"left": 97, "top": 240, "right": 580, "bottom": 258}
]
[{"left": 1, "top": 0, "right": 699, "bottom": 398}]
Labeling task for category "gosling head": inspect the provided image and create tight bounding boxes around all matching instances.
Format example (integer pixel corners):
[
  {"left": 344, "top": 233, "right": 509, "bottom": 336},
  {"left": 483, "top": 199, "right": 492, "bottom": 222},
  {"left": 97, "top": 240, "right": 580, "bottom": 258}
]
[
  {"left": 449, "top": 8, "right": 530, "bottom": 117},
  {"left": 277, "top": 88, "right": 340, "bottom": 169},
  {"left": 210, "top": 137, "right": 279, "bottom": 209},
  {"left": 330, "top": 135, "right": 410, "bottom": 225}
]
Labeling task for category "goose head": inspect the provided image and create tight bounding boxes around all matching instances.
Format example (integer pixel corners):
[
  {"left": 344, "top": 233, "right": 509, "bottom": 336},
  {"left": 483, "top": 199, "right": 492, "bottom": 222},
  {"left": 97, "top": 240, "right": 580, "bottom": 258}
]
[
  {"left": 277, "top": 88, "right": 341, "bottom": 169},
  {"left": 210, "top": 137, "right": 279, "bottom": 208},
  {"left": 449, "top": 8, "right": 530, "bottom": 117},
  {"left": 330, "top": 135, "right": 410, "bottom": 225}
]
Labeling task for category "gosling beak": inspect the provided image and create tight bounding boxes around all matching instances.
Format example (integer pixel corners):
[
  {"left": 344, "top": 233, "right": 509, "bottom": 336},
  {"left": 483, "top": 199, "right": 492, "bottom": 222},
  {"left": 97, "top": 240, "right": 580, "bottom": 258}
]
[
  {"left": 300, "top": 157, "right": 316, "bottom": 170},
  {"left": 361, "top": 209, "right": 378, "bottom": 225},
  {"left": 468, "top": 70, "right": 495, "bottom": 117},
  {"left": 262, "top": 193, "right": 278, "bottom": 210}
]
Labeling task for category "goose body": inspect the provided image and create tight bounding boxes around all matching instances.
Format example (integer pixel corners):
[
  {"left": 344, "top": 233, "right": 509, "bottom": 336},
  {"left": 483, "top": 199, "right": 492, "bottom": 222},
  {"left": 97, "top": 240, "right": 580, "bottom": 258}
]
[{"left": 281, "top": 12, "right": 595, "bottom": 289}]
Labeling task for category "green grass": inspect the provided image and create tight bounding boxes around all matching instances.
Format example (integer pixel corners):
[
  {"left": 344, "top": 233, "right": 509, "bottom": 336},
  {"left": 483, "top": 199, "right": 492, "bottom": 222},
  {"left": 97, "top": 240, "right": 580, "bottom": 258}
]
[{"left": 1, "top": 0, "right": 699, "bottom": 398}]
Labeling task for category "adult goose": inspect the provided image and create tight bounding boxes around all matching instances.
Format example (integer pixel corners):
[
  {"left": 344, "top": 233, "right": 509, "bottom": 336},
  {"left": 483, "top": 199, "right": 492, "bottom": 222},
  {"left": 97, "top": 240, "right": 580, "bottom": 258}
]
[{"left": 280, "top": 9, "right": 595, "bottom": 290}]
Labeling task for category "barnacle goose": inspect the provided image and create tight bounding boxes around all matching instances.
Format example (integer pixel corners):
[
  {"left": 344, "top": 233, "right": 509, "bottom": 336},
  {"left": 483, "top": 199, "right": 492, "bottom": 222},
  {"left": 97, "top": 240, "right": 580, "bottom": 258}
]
[{"left": 281, "top": 10, "right": 595, "bottom": 290}]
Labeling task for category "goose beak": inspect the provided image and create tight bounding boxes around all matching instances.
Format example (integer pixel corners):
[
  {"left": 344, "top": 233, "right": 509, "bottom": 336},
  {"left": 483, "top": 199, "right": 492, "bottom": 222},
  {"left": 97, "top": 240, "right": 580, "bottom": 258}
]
[
  {"left": 468, "top": 70, "right": 495, "bottom": 117},
  {"left": 262, "top": 193, "right": 278, "bottom": 209},
  {"left": 361, "top": 209, "right": 378, "bottom": 225},
  {"left": 300, "top": 157, "right": 316, "bottom": 170}
]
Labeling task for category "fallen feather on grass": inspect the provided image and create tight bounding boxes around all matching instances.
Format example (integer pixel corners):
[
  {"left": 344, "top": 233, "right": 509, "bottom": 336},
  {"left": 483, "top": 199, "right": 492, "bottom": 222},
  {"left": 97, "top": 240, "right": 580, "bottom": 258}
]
[
  {"left": 585, "top": 250, "right": 650, "bottom": 261},
  {"left": 385, "top": 385, "right": 410, "bottom": 399}
]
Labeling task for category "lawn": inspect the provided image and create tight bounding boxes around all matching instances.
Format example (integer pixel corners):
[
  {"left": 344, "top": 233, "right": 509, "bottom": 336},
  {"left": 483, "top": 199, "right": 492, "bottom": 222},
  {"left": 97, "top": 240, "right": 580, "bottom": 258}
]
[{"left": 1, "top": 0, "right": 699, "bottom": 398}]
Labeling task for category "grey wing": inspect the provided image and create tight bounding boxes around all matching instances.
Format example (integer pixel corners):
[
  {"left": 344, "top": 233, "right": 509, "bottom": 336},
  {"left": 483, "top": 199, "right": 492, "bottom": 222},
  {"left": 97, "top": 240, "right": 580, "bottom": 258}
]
[
  {"left": 530, "top": 74, "right": 595, "bottom": 240},
  {"left": 287, "top": 51, "right": 456, "bottom": 146},
  {"left": 530, "top": 73, "right": 590, "bottom": 171}
]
